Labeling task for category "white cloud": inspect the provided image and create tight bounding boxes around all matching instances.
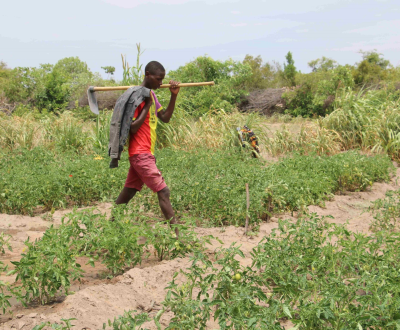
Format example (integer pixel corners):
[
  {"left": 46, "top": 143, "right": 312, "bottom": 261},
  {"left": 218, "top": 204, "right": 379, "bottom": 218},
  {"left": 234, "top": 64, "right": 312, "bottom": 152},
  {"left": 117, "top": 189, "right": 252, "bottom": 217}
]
[
  {"left": 333, "top": 35, "right": 400, "bottom": 52},
  {"left": 231, "top": 10, "right": 240, "bottom": 14},
  {"left": 101, "top": 0, "right": 236, "bottom": 8},
  {"left": 231, "top": 23, "right": 247, "bottom": 27},
  {"left": 296, "top": 29, "right": 309, "bottom": 33},
  {"left": 336, "top": 20, "right": 400, "bottom": 53},
  {"left": 277, "top": 38, "right": 296, "bottom": 43},
  {"left": 345, "top": 20, "right": 400, "bottom": 36}
]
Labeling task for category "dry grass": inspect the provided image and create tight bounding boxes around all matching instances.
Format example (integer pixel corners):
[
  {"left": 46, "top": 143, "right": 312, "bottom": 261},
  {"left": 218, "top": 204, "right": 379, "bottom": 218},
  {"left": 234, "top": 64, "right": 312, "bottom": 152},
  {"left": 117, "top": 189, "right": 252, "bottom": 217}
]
[
  {"left": 157, "top": 109, "right": 266, "bottom": 151},
  {"left": 323, "top": 89, "right": 400, "bottom": 160},
  {"left": 265, "top": 122, "right": 342, "bottom": 157},
  {"left": 2, "top": 89, "right": 400, "bottom": 162},
  {"left": 0, "top": 112, "right": 93, "bottom": 152}
]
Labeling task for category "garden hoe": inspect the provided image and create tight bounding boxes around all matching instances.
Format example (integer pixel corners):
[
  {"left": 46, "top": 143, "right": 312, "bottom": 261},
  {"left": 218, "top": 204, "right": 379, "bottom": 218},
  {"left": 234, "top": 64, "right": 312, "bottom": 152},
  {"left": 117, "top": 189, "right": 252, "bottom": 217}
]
[{"left": 87, "top": 81, "right": 215, "bottom": 114}]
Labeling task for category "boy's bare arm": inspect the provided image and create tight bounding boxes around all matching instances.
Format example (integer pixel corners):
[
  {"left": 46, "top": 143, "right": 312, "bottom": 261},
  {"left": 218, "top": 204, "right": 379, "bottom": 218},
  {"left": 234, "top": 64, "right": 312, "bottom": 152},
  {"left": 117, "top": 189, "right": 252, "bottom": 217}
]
[
  {"left": 130, "top": 97, "right": 153, "bottom": 134},
  {"left": 158, "top": 80, "right": 180, "bottom": 123}
]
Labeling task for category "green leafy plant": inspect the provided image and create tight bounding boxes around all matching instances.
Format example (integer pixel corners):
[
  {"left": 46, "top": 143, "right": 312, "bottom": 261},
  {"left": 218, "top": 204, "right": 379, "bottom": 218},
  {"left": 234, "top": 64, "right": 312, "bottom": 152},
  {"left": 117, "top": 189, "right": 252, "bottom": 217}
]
[
  {"left": 0, "top": 262, "right": 12, "bottom": 314},
  {"left": 121, "top": 43, "right": 145, "bottom": 86},
  {"left": 9, "top": 223, "right": 84, "bottom": 304},
  {"left": 32, "top": 318, "right": 77, "bottom": 330},
  {"left": 145, "top": 221, "right": 216, "bottom": 261},
  {"left": 283, "top": 51, "right": 297, "bottom": 87},
  {"left": 103, "top": 310, "right": 150, "bottom": 330},
  {"left": 162, "top": 246, "right": 284, "bottom": 330},
  {"left": 369, "top": 189, "right": 400, "bottom": 232}
]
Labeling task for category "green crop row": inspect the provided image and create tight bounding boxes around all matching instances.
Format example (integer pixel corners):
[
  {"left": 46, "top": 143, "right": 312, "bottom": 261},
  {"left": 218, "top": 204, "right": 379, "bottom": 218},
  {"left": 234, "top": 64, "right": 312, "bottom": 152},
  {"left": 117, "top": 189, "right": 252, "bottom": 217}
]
[
  {"left": 34, "top": 214, "right": 400, "bottom": 329},
  {"left": 160, "top": 215, "right": 400, "bottom": 329},
  {"left": 3, "top": 208, "right": 214, "bottom": 309},
  {"left": 0, "top": 147, "right": 394, "bottom": 227}
]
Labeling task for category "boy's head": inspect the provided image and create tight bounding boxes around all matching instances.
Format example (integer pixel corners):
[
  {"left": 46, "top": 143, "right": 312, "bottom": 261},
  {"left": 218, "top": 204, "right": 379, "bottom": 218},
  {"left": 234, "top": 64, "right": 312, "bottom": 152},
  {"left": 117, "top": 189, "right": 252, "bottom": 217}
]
[{"left": 144, "top": 61, "right": 165, "bottom": 90}]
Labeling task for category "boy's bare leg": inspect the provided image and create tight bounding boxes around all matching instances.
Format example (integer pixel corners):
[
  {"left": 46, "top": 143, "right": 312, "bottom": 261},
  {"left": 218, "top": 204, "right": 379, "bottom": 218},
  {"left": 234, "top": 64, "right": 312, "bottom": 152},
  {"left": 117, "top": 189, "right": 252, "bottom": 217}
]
[
  {"left": 157, "top": 186, "right": 178, "bottom": 237},
  {"left": 115, "top": 187, "right": 138, "bottom": 205},
  {"left": 111, "top": 187, "right": 138, "bottom": 221}
]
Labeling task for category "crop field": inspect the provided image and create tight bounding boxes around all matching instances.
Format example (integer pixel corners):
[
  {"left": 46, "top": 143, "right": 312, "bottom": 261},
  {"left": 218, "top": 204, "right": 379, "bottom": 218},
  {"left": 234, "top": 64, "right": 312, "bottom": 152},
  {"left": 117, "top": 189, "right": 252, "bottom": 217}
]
[
  {"left": 1, "top": 54, "right": 400, "bottom": 329},
  {"left": 1, "top": 107, "right": 400, "bottom": 329}
]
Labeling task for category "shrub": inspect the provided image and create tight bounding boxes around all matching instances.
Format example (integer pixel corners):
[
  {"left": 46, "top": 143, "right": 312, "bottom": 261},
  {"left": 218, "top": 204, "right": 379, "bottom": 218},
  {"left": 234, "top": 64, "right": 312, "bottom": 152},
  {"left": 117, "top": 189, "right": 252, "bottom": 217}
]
[
  {"left": 283, "top": 51, "right": 297, "bottom": 87},
  {"left": 165, "top": 56, "right": 252, "bottom": 115},
  {"left": 283, "top": 66, "right": 354, "bottom": 117},
  {"left": 242, "top": 55, "right": 284, "bottom": 90},
  {"left": 4, "top": 57, "right": 96, "bottom": 112}
]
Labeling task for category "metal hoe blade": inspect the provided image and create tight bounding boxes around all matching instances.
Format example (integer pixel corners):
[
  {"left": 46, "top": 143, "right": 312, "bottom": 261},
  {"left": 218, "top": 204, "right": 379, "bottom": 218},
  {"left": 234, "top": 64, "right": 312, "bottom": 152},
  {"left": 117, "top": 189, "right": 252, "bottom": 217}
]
[{"left": 87, "top": 86, "right": 99, "bottom": 114}]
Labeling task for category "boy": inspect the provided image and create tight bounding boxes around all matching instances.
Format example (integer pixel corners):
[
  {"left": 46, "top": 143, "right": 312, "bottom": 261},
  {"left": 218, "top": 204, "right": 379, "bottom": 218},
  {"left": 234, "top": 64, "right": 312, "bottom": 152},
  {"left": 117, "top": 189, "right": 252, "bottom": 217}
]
[{"left": 115, "top": 61, "right": 180, "bottom": 232}]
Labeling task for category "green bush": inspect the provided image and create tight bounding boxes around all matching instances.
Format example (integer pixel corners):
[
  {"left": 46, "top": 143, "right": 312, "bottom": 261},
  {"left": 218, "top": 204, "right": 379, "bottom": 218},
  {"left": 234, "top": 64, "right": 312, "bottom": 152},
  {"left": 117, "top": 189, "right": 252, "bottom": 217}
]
[
  {"left": 283, "top": 66, "right": 354, "bottom": 117},
  {"left": 165, "top": 56, "right": 252, "bottom": 116},
  {"left": 3, "top": 57, "right": 97, "bottom": 112},
  {"left": 4, "top": 65, "right": 52, "bottom": 105},
  {"left": 283, "top": 51, "right": 297, "bottom": 87},
  {"left": 242, "top": 54, "right": 284, "bottom": 90},
  {"left": 353, "top": 50, "right": 391, "bottom": 86}
]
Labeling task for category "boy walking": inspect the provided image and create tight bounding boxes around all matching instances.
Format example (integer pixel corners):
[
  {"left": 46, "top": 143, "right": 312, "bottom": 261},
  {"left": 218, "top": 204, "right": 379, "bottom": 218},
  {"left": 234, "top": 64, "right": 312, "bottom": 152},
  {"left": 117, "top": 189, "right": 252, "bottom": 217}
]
[{"left": 115, "top": 61, "right": 180, "bottom": 230}]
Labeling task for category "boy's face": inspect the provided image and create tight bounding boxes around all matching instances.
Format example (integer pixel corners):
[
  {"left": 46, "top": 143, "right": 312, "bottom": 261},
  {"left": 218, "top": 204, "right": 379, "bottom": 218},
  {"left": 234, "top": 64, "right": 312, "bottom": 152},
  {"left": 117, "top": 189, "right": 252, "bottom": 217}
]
[{"left": 145, "top": 70, "right": 165, "bottom": 90}]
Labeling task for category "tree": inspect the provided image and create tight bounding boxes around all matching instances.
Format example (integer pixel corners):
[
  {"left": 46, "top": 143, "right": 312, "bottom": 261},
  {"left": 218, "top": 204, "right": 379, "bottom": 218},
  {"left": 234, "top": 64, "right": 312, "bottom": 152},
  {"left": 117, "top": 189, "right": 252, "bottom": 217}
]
[
  {"left": 359, "top": 50, "right": 391, "bottom": 69},
  {"left": 308, "top": 57, "right": 337, "bottom": 72},
  {"left": 101, "top": 66, "right": 115, "bottom": 79},
  {"left": 242, "top": 55, "right": 283, "bottom": 90},
  {"left": 36, "top": 57, "right": 93, "bottom": 111},
  {"left": 354, "top": 50, "right": 391, "bottom": 85},
  {"left": 0, "top": 61, "right": 11, "bottom": 96},
  {"left": 283, "top": 51, "right": 297, "bottom": 87}
]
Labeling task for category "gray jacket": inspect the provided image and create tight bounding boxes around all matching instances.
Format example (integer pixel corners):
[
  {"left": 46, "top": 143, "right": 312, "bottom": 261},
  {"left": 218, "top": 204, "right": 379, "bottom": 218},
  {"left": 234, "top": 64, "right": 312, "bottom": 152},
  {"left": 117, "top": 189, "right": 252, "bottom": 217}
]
[{"left": 108, "top": 86, "right": 151, "bottom": 168}]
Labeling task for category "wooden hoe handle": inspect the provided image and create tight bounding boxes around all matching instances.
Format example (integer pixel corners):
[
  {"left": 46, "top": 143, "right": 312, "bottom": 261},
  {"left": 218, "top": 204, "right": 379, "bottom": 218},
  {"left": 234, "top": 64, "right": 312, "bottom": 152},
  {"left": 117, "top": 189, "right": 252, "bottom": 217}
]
[{"left": 90, "top": 81, "right": 214, "bottom": 92}]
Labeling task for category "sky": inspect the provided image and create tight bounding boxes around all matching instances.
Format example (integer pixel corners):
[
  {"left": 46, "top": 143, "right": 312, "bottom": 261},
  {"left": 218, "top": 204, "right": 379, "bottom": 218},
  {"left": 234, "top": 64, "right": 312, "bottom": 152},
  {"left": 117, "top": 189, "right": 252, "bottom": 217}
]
[{"left": 1, "top": 0, "right": 399, "bottom": 79}]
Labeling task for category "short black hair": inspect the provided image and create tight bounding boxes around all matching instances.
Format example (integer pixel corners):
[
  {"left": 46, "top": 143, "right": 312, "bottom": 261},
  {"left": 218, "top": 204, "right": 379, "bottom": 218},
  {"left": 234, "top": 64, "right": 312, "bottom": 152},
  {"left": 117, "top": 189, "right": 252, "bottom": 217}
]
[{"left": 145, "top": 61, "right": 165, "bottom": 74}]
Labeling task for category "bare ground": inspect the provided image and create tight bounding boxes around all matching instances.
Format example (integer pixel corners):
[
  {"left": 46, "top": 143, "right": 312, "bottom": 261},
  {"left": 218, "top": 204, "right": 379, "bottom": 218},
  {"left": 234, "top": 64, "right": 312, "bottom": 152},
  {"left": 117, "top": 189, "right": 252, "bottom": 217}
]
[{"left": 1, "top": 167, "right": 399, "bottom": 330}]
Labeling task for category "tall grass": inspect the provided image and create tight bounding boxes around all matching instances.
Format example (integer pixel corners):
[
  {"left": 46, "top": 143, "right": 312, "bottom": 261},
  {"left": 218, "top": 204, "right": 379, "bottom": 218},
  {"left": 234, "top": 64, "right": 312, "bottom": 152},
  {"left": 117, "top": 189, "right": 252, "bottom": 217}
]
[
  {"left": 0, "top": 112, "right": 93, "bottom": 153},
  {"left": 2, "top": 87, "right": 400, "bottom": 162},
  {"left": 323, "top": 88, "right": 400, "bottom": 160},
  {"left": 0, "top": 113, "right": 43, "bottom": 150},
  {"left": 157, "top": 108, "right": 266, "bottom": 151},
  {"left": 265, "top": 122, "right": 342, "bottom": 157}
]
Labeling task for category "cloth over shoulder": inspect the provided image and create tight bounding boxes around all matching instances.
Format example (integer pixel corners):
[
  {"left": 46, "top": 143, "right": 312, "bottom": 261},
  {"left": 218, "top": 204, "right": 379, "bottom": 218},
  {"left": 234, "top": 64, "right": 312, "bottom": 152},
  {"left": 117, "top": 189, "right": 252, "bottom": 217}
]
[{"left": 108, "top": 86, "right": 151, "bottom": 168}]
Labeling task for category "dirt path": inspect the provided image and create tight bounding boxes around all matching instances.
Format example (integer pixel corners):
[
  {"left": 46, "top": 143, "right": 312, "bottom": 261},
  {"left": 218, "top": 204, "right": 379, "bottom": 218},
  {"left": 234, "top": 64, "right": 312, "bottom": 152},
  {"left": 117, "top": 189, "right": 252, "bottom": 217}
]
[{"left": 1, "top": 167, "right": 399, "bottom": 330}]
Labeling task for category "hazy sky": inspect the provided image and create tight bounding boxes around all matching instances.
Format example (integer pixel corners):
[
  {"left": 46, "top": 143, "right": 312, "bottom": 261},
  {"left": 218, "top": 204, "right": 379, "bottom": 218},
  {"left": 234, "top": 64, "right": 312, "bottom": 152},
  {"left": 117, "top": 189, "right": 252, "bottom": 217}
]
[{"left": 1, "top": 0, "right": 399, "bottom": 79}]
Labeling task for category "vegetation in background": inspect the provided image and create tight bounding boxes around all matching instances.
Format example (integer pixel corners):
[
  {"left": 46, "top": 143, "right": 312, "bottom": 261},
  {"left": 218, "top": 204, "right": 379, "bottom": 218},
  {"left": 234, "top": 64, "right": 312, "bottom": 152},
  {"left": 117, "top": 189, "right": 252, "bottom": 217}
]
[
  {"left": 308, "top": 56, "right": 338, "bottom": 72},
  {"left": 283, "top": 65, "right": 355, "bottom": 117},
  {"left": 282, "top": 51, "right": 297, "bottom": 87},
  {"left": 323, "top": 88, "right": 400, "bottom": 160},
  {"left": 101, "top": 66, "right": 115, "bottom": 80},
  {"left": 1, "top": 47, "right": 399, "bottom": 119},
  {"left": 242, "top": 55, "right": 284, "bottom": 90},
  {"left": 3, "top": 57, "right": 99, "bottom": 112},
  {"left": 121, "top": 43, "right": 145, "bottom": 86},
  {"left": 353, "top": 50, "right": 392, "bottom": 86},
  {"left": 165, "top": 55, "right": 252, "bottom": 115}
]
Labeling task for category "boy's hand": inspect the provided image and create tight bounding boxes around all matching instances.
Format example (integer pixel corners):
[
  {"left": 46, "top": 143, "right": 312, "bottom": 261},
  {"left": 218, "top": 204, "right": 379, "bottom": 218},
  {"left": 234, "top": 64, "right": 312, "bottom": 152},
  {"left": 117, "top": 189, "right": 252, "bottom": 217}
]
[{"left": 169, "top": 80, "right": 180, "bottom": 95}]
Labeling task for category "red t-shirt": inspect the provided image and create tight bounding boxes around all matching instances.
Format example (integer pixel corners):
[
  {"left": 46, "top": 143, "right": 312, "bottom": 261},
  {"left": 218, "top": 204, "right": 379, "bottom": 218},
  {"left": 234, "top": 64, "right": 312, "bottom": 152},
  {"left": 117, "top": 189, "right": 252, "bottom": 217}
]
[{"left": 128, "top": 91, "right": 163, "bottom": 156}]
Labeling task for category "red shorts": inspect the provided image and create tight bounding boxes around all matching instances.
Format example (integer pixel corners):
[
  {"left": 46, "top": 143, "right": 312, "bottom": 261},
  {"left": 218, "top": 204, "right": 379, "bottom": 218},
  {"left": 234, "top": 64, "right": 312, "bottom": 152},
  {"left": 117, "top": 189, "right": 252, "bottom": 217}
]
[{"left": 125, "top": 153, "right": 167, "bottom": 193}]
